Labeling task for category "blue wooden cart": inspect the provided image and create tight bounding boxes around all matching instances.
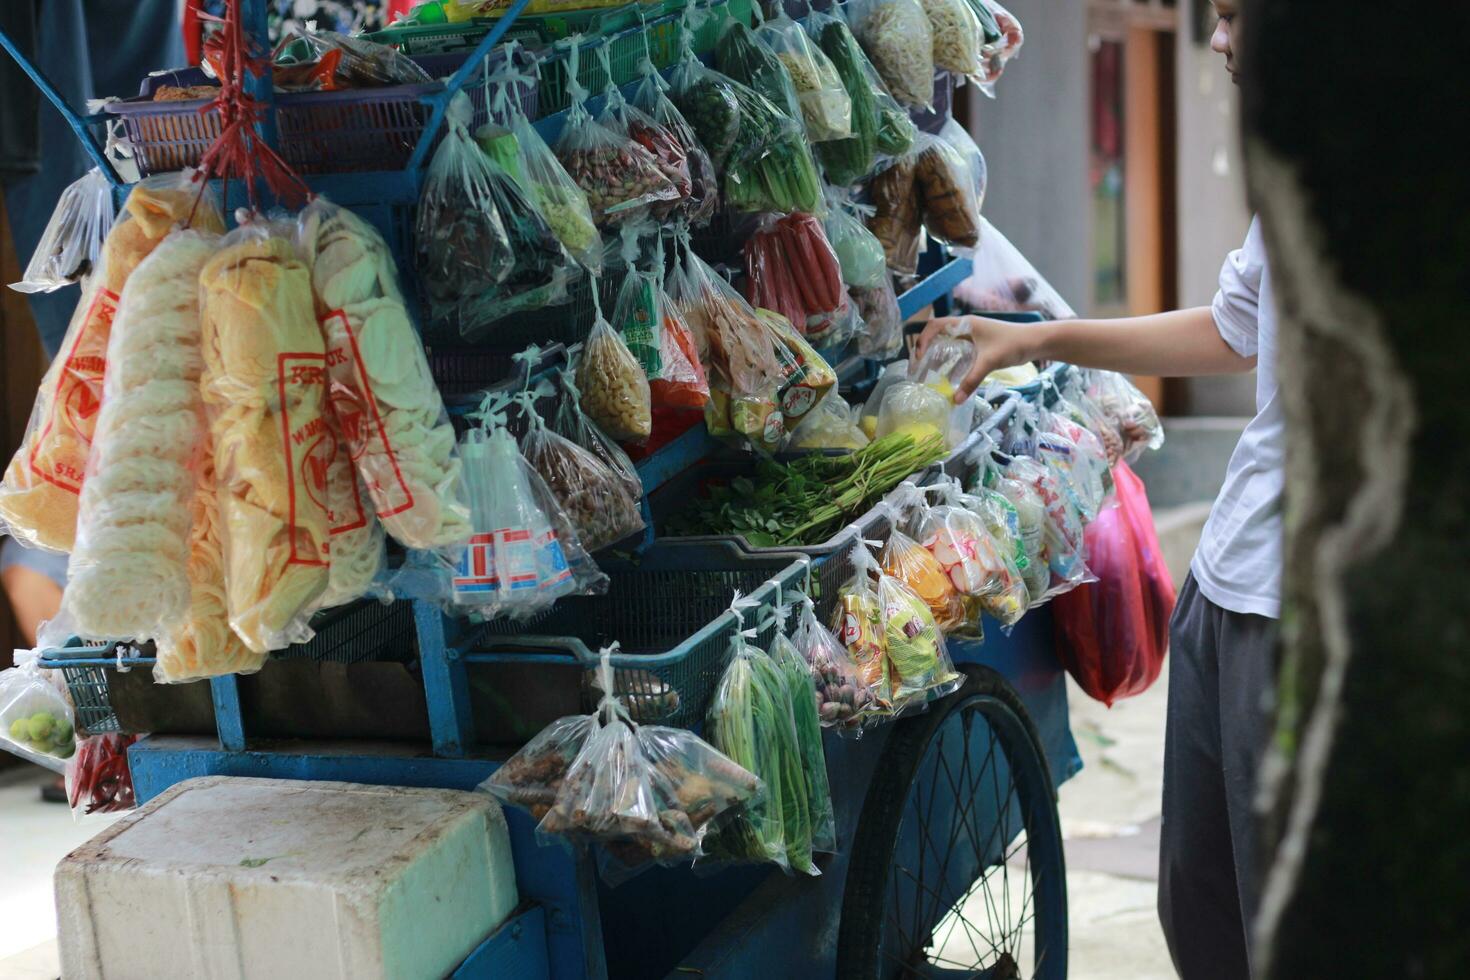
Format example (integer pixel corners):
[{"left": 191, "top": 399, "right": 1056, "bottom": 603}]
[{"left": 3, "top": 3, "right": 1081, "bottom": 976}]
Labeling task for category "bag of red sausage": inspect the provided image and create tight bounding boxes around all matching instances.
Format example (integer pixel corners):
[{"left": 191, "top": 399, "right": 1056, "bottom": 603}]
[{"left": 742, "top": 212, "right": 849, "bottom": 342}]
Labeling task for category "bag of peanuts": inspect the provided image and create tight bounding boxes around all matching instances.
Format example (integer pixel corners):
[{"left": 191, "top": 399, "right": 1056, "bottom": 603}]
[
  {"left": 598, "top": 81, "right": 692, "bottom": 222},
  {"left": 576, "top": 302, "right": 653, "bottom": 445},
  {"left": 555, "top": 44, "right": 679, "bottom": 228}
]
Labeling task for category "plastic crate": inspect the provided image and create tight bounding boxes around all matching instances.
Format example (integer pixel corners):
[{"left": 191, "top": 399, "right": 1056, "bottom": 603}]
[
  {"left": 38, "top": 599, "right": 418, "bottom": 734},
  {"left": 466, "top": 551, "right": 810, "bottom": 729},
  {"left": 107, "top": 55, "right": 536, "bottom": 178}
]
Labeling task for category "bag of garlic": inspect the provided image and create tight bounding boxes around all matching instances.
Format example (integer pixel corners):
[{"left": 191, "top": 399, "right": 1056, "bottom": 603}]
[
  {"left": 0, "top": 170, "right": 225, "bottom": 554},
  {"left": 62, "top": 229, "right": 218, "bottom": 641},
  {"left": 199, "top": 220, "right": 331, "bottom": 653},
  {"left": 298, "top": 196, "right": 473, "bottom": 553}
]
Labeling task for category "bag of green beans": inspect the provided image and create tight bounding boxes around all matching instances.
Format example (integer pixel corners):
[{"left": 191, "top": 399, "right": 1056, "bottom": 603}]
[
  {"left": 806, "top": 10, "right": 915, "bottom": 187},
  {"left": 703, "top": 618, "right": 818, "bottom": 875},
  {"left": 770, "top": 612, "right": 837, "bottom": 854},
  {"left": 714, "top": 20, "right": 804, "bottom": 130}
]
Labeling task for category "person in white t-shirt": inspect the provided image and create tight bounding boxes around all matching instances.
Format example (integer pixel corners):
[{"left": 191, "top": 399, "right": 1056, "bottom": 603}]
[{"left": 921, "top": 4, "right": 1275, "bottom": 975}]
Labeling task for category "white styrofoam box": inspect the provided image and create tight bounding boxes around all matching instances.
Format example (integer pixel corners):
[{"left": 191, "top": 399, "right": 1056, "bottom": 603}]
[{"left": 56, "top": 776, "right": 518, "bottom": 980}]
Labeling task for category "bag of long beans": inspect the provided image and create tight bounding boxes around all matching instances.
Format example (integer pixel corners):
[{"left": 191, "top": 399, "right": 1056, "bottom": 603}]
[
  {"left": 703, "top": 610, "right": 817, "bottom": 875},
  {"left": 770, "top": 607, "right": 837, "bottom": 853}
]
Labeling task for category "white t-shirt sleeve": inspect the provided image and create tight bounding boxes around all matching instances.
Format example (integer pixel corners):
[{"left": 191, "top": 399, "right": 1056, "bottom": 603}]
[{"left": 1211, "top": 217, "right": 1265, "bottom": 358}]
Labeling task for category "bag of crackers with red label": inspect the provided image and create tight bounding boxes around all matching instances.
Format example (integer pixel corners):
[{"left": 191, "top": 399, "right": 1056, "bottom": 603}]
[
  {"left": 0, "top": 171, "right": 225, "bottom": 554},
  {"left": 198, "top": 218, "right": 334, "bottom": 653}
]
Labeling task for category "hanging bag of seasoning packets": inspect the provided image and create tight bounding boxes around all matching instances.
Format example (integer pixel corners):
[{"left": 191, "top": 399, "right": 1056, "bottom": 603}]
[
  {"left": 873, "top": 554, "right": 963, "bottom": 709},
  {"left": 477, "top": 49, "right": 603, "bottom": 276},
  {"left": 556, "top": 41, "right": 680, "bottom": 227},
  {"left": 878, "top": 494, "right": 971, "bottom": 636},
  {"left": 833, "top": 539, "right": 894, "bottom": 709},
  {"left": 452, "top": 394, "right": 606, "bottom": 618},
  {"left": 514, "top": 383, "right": 644, "bottom": 554}
]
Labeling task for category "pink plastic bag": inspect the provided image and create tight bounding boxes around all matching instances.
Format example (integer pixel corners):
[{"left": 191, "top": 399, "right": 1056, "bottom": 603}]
[{"left": 1052, "top": 461, "right": 1174, "bottom": 705}]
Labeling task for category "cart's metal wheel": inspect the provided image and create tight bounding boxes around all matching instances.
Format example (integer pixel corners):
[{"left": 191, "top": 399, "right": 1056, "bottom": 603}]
[{"left": 837, "top": 666, "right": 1068, "bottom": 979}]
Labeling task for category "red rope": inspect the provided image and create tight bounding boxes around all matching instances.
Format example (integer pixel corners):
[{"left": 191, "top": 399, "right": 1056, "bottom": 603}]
[{"left": 193, "top": 0, "right": 310, "bottom": 214}]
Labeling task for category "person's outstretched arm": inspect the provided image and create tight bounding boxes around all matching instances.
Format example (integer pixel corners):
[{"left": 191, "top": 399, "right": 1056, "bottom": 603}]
[{"left": 919, "top": 307, "right": 1257, "bottom": 403}]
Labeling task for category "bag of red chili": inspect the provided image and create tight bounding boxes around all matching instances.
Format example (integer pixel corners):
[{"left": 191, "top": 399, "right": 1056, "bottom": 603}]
[{"left": 66, "top": 733, "right": 140, "bottom": 817}]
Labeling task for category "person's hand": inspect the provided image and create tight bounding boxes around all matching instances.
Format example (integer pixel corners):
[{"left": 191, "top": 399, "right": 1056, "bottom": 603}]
[{"left": 917, "top": 315, "right": 1039, "bottom": 403}]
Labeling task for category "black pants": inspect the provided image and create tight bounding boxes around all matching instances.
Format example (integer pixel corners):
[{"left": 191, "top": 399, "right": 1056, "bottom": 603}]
[{"left": 1158, "top": 574, "right": 1277, "bottom": 979}]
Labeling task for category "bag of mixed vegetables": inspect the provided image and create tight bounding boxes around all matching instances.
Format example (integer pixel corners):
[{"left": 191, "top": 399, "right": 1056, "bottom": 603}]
[
  {"left": 793, "top": 593, "right": 875, "bottom": 730},
  {"left": 703, "top": 602, "right": 816, "bottom": 875},
  {"left": 631, "top": 59, "right": 719, "bottom": 226},
  {"left": 757, "top": 12, "right": 852, "bottom": 142},
  {"left": 486, "top": 646, "right": 761, "bottom": 883},
  {"left": 770, "top": 604, "right": 837, "bottom": 853},
  {"left": 846, "top": 0, "right": 935, "bottom": 110},
  {"left": 555, "top": 43, "right": 680, "bottom": 227},
  {"left": 477, "top": 54, "right": 602, "bottom": 274},
  {"left": 514, "top": 385, "right": 644, "bottom": 554}
]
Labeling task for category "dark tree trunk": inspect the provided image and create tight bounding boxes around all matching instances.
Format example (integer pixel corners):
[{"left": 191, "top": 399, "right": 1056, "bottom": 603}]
[{"left": 1240, "top": 3, "right": 1470, "bottom": 976}]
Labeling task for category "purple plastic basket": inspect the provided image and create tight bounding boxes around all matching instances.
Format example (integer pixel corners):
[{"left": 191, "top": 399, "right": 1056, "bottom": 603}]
[{"left": 108, "top": 54, "right": 538, "bottom": 178}]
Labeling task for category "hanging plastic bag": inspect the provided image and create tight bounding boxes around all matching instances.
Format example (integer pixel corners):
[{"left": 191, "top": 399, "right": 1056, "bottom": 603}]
[
  {"left": 975, "top": 0, "right": 1025, "bottom": 95},
  {"left": 1089, "top": 371, "right": 1165, "bottom": 463},
  {"left": 0, "top": 171, "right": 224, "bottom": 554},
  {"left": 744, "top": 212, "right": 847, "bottom": 339},
  {"left": 876, "top": 493, "right": 970, "bottom": 631},
  {"left": 577, "top": 306, "right": 653, "bottom": 444},
  {"left": 925, "top": 478, "right": 1030, "bottom": 627},
  {"left": 919, "top": 0, "right": 984, "bottom": 77},
  {"left": 875, "top": 560, "right": 962, "bottom": 706},
  {"left": 1053, "top": 461, "right": 1172, "bottom": 705},
  {"left": 807, "top": 11, "right": 878, "bottom": 185},
  {"left": 714, "top": 20, "right": 804, "bottom": 129},
  {"left": 0, "top": 652, "right": 75, "bottom": 770},
  {"left": 552, "top": 372, "right": 645, "bottom": 503},
  {"left": 847, "top": 0, "right": 935, "bottom": 110},
  {"left": 13, "top": 168, "right": 115, "bottom": 293},
  {"left": 954, "top": 217, "right": 1076, "bottom": 319},
  {"left": 63, "top": 230, "right": 218, "bottom": 642},
  {"left": 984, "top": 459, "right": 1051, "bottom": 603},
  {"left": 758, "top": 13, "right": 852, "bottom": 141},
  {"left": 300, "top": 197, "right": 473, "bottom": 552},
  {"left": 279, "top": 28, "right": 433, "bottom": 87},
  {"left": 914, "top": 132, "right": 982, "bottom": 250},
  {"left": 875, "top": 381, "right": 952, "bottom": 447},
  {"left": 199, "top": 220, "right": 330, "bottom": 653},
  {"left": 415, "top": 93, "right": 515, "bottom": 318},
  {"left": 597, "top": 62, "right": 693, "bottom": 221},
  {"left": 515, "top": 384, "right": 644, "bottom": 553},
  {"left": 937, "top": 118, "right": 988, "bottom": 221},
  {"left": 66, "top": 733, "right": 139, "bottom": 816},
  {"left": 770, "top": 607, "right": 837, "bottom": 854},
  {"left": 631, "top": 60, "right": 719, "bottom": 226},
  {"left": 833, "top": 540, "right": 893, "bottom": 706},
  {"left": 757, "top": 310, "right": 838, "bottom": 429},
  {"left": 792, "top": 594, "right": 875, "bottom": 730},
  {"left": 556, "top": 44, "right": 679, "bottom": 227},
  {"left": 867, "top": 151, "right": 923, "bottom": 276},
  {"left": 824, "top": 194, "right": 889, "bottom": 290},
  {"left": 609, "top": 224, "right": 710, "bottom": 413},
  {"left": 486, "top": 647, "right": 760, "bottom": 882},
  {"left": 789, "top": 389, "right": 869, "bottom": 450},
  {"left": 703, "top": 606, "right": 814, "bottom": 875},
  {"left": 1003, "top": 454, "right": 1091, "bottom": 600},
  {"left": 452, "top": 409, "right": 607, "bottom": 618},
  {"left": 853, "top": 280, "right": 905, "bottom": 359},
  {"left": 1038, "top": 404, "right": 1114, "bottom": 519}
]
